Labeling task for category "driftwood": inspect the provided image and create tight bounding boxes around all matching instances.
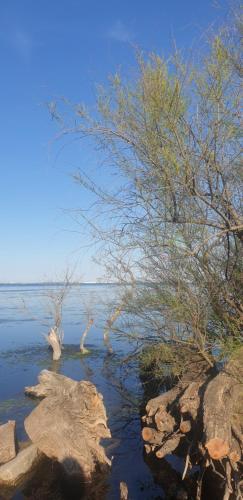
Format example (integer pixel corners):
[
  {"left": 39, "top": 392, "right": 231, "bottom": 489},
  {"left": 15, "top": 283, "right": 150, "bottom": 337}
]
[
  {"left": 24, "top": 370, "right": 111, "bottom": 480},
  {"left": 142, "top": 349, "right": 243, "bottom": 496},
  {"left": 0, "top": 444, "right": 43, "bottom": 489},
  {"left": 0, "top": 421, "right": 16, "bottom": 465},
  {"left": 25, "top": 369, "right": 75, "bottom": 398}
]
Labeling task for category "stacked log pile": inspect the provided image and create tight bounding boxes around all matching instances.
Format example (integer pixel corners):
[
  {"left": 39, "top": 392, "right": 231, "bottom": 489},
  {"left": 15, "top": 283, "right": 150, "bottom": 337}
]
[{"left": 142, "top": 349, "right": 243, "bottom": 497}]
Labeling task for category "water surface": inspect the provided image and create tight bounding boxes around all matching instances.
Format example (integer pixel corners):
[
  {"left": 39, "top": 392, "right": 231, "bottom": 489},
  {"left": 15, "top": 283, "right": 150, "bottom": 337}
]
[{"left": 0, "top": 284, "right": 163, "bottom": 499}]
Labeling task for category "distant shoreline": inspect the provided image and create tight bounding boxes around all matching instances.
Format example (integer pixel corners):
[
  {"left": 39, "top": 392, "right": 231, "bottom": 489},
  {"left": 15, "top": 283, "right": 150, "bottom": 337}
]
[{"left": 0, "top": 282, "right": 117, "bottom": 286}]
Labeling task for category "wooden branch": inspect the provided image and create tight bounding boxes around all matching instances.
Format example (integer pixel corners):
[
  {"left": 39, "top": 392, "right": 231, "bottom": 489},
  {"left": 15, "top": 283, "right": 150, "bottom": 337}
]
[
  {"left": 155, "top": 435, "right": 181, "bottom": 459},
  {"left": 146, "top": 386, "right": 182, "bottom": 417},
  {"left": 179, "top": 381, "right": 203, "bottom": 420}
]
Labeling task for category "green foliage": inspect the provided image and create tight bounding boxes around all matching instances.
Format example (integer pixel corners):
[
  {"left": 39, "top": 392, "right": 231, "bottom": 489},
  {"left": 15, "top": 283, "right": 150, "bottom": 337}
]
[
  {"left": 139, "top": 343, "right": 187, "bottom": 380},
  {"left": 52, "top": 11, "right": 243, "bottom": 365}
]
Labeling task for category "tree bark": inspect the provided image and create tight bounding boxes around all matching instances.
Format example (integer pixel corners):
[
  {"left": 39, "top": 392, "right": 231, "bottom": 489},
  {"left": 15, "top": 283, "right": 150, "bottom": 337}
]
[{"left": 203, "top": 370, "right": 232, "bottom": 460}]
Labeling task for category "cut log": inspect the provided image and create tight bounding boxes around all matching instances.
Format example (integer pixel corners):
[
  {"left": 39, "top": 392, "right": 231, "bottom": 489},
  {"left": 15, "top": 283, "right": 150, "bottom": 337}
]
[
  {"left": 228, "top": 437, "right": 241, "bottom": 463},
  {"left": 179, "top": 381, "right": 202, "bottom": 419},
  {"left": 203, "top": 351, "right": 243, "bottom": 461},
  {"left": 24, "top": 370, "right": 111, "bottom": 479},
  {"left": 203, "top": 354, "right": 242, "bottom": 460},
  {"left": 142, "top": 347, "right": 243, "bottom": 497},
  {"left": 0, "top": 421, "right": 16, "bottom": 465},
  {"left": 142, "top": 427, "right": 164, "bottom": 445},
  {"left": 146, "top": 386, "right": 183, "bottom": 417},
  {"left": 0, "top": 444, "right": 43, "bottom": 488},
  {"left": 179, "top": 420, "right": 192, "bottom": 434},
  {"left": 155, "top": 435, "right": 182, "bottom": 459},
  {"left": 154, "top": 407, "right": 175, "bottom": 433}
]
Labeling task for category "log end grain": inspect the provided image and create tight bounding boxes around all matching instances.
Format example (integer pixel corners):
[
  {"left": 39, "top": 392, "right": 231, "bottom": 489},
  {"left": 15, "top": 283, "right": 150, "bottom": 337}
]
[{"left": 205, "top": 438, "right": 229, "bottom": 460}]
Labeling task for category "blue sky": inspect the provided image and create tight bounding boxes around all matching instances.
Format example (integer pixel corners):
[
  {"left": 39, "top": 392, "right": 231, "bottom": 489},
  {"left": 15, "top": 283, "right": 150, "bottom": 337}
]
[{"left": 0, "top": 0, "right": 229, "bottom": 282}]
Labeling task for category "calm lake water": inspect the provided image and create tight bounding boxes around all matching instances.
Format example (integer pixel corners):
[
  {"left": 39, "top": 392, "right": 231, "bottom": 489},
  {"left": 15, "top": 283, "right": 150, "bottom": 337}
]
[{"left": 0, "top": 284, "right": 163, "bottom": 499}]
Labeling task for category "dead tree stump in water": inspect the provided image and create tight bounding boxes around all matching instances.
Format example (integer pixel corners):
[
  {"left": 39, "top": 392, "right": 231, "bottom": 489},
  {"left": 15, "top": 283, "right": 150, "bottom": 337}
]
[
  {"left": 46, "top": 327, "right": 62, "bottom": 361},
  {"left": 25, "top": 370, "right": 111, "bottom": 481}
]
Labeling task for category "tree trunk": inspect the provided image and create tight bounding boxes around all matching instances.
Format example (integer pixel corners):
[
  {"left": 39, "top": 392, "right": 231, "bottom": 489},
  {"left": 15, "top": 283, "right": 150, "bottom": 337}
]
[{"left": 80, "top": 318, "right": 94, "bottom": 353}]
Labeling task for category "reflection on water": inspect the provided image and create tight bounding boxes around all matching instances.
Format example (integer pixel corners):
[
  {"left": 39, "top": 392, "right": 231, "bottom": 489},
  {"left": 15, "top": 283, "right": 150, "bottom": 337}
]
[{"left": 0, "top": 284, "right": 163, "bottom": 499}]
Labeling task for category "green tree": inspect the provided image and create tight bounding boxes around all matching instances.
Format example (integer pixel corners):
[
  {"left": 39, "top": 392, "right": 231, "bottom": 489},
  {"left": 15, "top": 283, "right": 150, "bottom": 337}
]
[
  {"left": 51, "top": 14, "right": 243, "bottom": 492},
  {"left": 53, "top": 16, "right": 242, "bottom": 365}
]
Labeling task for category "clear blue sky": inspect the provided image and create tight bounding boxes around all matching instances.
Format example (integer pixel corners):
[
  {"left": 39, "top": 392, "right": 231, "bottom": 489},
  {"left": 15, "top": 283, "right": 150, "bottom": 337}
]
[{"left": 0, "top": 0, "right": 229, "bottom": 282}]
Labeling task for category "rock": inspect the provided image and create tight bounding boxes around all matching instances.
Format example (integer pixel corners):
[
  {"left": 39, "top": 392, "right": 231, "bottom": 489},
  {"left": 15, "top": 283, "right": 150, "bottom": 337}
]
[
  {"left": 0, "top": 421, "right": 16, "bottom": 465},
  {"left": 24, "top": 370, "right": 111, "bottom": 480},
  {"left": 0, "top": 444, "right": 43, "bottom": 488}
]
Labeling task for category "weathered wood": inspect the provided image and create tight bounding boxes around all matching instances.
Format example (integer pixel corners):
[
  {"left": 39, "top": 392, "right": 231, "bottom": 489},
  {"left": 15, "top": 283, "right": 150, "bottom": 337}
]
[
  {"left": 155, "top": 435, "right": 181, "bottom": 459},
  {"left": 146, "top": 386, "right": 182, "bottom": 417},
  {"left": 141, "top": 427, "right": 164, "bottom": 445},
  {"left": 179, "top": 381, "right": 202, "bottom": 419},
  {"left": 154, "top": 407, "right": 175, "bottom": 433},
  {"left": 46, "top": 327, "right": 62, "bottom": 361},
  {"left": 80, "top": 318, "right": 94, "bottom": 353},
  {"left": 25, "top": 369, "right": 75, "bottom": 398},
  {"left": 0, "top": 421, "right": 16, "bottom": 465},
  {"left": 203, "top": 370, "right": 234, "bottom": 460},
  {"left": 142, "top": 348, "right": 243, "bottom": 497},
  {"left": 141, "top": 414, "right": 153, "bottom": 425},
  {"left": 203, "top": 351, "right": 243, "bottom": 460},
  {"left": 228, "top": 437, "right": 241, "bottom": 463},
  {"left": 180, "top": 420, "right": 192, "bottom": 434},
  {"left": 24, "top": 370, "right": 111, "bottom": 479},
  {"left": 0, "top": 444, "right": 43, "bottom": 488}
]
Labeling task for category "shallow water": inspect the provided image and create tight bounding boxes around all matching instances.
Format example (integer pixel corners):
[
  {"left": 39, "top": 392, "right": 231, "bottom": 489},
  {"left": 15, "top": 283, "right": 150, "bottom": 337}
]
[{"left": 0, "top": 284, "right": 163, "bottom": 499}]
